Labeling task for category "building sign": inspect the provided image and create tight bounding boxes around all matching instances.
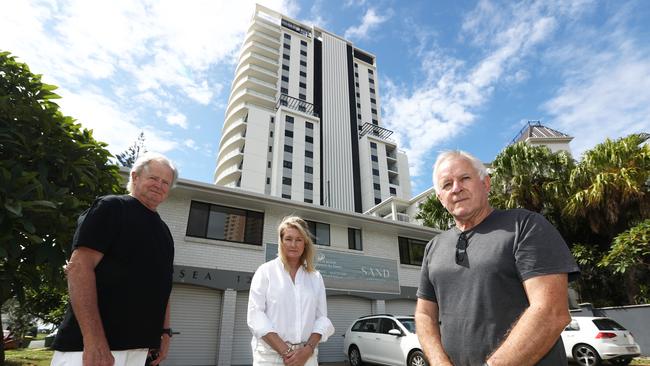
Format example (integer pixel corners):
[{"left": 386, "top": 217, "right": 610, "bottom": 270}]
[
  {"left": 173, "top": 265, "right": 253, "bottom": 291},
  {"left": 266, "top": 243, "right": 400, "bottom": 294}
]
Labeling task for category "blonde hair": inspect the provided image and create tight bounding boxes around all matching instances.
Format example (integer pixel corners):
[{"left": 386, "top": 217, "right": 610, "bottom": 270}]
[{"left": 277, "top": 216, "right": 316, "bottom": 272}]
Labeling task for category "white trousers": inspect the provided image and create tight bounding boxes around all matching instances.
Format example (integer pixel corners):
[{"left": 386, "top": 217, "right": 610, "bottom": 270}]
[
  {"left": 252, "top": 344, "right": 318, "bottom": 366},
  {"left": 51, "top": 349, "right": 149, "bottom": 366}
]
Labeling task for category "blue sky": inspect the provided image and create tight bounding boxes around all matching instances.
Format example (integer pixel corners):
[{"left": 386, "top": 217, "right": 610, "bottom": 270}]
[{"left": 2, "top": 0, "right": 649, "bottom": 195}]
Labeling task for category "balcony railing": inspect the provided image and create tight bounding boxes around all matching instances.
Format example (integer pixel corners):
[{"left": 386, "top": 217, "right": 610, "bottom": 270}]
[
  {"left": 359, "top": 122, "right": 393, "bottom": 140},
  {"left": 276, "top": 93, "right": 319, "bottom": 117}
]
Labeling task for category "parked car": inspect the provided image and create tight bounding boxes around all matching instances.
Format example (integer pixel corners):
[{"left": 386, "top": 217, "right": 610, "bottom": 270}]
[
  {"left": 343, "top": 314, "right": 427, "bottom": 366},
  {"left": 561, "top": 316, "right": 641, "bottom": 366}
]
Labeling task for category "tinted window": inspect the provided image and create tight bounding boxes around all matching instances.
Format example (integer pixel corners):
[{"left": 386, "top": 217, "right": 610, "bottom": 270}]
[
  {"left": 593, "top": 319, "right": 626, "bottom": 331},
  {"left": 186, "top": 201, "right": 264, "bottom": 245},
  {"left": 398, "top": 318, "right": 416, "bottom": 333},
  {"left": 379, "top": 319, "right": 399, "bottom": 334},
  {"left": 399, "top": 237, "right": 428, "bottom": 265}
]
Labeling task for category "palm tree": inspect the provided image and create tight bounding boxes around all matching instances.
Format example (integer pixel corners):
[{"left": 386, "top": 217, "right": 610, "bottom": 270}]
[
  {"left": 415, "top": 193, "right": 455, "bottom": 230},
  {"left": 565, "top": 133, "right": 650, "bottom": 241}
]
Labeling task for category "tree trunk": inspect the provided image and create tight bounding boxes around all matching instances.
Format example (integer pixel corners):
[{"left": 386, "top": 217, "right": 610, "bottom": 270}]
[
  {"left": 1, "top": 297, "right": 5, "bottom": 366},
  {"left": 625, "top": 267, "right": 640, "bottom": 304}
]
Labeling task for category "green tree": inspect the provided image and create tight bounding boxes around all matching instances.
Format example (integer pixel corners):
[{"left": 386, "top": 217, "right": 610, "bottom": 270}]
[
  {"left": 116, "top": 131, "right": 147, "bottom": 168},
  {"left": 0, "top": 51, "right": 123, "bottom": 360},
  {"left": 489, "top": 142, "right": 575, "bottom": 237},
  {"left": 415, "top": 192, "right": 454, "bottom": 230},
  {"left": 599, "top": 219, "right": 650, "bottom": 304}
]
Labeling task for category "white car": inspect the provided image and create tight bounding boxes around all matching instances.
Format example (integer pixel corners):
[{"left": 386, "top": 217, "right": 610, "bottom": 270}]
[
  {"left": 561, "top": 316, "right": 641, "bottom": 366},
  {"left": 343, "top": 314, "right": 427, "bottom": 366}
]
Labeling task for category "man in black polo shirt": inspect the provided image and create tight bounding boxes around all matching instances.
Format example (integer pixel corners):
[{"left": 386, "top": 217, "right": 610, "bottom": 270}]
[{"left": 52, "top": 153, "right": 178, "bottom": 366}]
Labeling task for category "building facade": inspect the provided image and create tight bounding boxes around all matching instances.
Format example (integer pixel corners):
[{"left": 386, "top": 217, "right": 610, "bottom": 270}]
[
  {"left": 158, "top": 174, "right": 437, "bottom": 365},
  {"left": 214, "top": 4, "right": 411, "bottom": 213}
]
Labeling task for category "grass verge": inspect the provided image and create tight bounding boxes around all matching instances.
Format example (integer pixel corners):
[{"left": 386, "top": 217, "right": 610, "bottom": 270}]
[{"left": 5, "top": 348, "right": 53, "bottom": 366}]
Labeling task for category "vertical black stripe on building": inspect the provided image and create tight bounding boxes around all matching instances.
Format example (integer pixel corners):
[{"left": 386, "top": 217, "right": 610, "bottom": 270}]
[
  {"left": 314, "top": 39, "right": 324, "bottom": 206},
  {"left": 346, "top": 45, "right": 362, "bottom": 213}
]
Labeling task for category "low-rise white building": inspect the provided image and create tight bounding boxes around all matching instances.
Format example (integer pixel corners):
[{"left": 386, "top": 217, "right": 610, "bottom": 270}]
[{"left": 157, "top": 175, "right": 437, "bottom": 365}]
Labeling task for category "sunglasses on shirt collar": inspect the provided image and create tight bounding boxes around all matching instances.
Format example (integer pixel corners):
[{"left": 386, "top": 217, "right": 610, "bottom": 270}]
[{"left": 455, "top": 232, "right": 468, "bottom": 265}]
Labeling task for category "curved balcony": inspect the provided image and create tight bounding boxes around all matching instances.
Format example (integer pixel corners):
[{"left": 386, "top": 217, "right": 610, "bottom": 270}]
[
  {"left": 217, "top": 132, "right": 245, "bottom": 159},
  {"left": 240, "top": 40, "right": 279, "bottom": 61},
  {"left": 238, "top": 51, "right": 278, "bottom": 72},
  {"left": 233, "top": 63, "right": 277, "bottom": 86},
  {"left": 229, "top": 76, "right": 276, "bottom": 103},
  {"left": 215, "top": 164, "right": 242, "bottom": 186},
  {"left": 227, "top": 88, "right": 276, "bottom": 114},
  {"left": 250, "top": 16, "right": 281, "bottom": 38},
  {"left": 221, "top": 116, "right": 247, "bottom": 145},
  {"left": 244, "top": 28, "right": 280, "bottom": 50}
]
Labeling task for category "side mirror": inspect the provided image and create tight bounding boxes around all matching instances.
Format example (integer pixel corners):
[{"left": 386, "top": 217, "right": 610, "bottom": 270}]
[{"left": 388, "top": 329, "right": 402, "bottom": 336}]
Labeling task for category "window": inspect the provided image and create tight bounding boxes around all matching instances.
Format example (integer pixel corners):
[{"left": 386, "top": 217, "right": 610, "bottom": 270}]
[
  {"left": 299, "top": 93, "right": 306, "bottom": 100},
  {"left": 282, "top": 64, "right": 290, "bottom": 71},
  {"left": 371, "top": 108, "right": 377, "bottom": 114},
  {"left": 305, "top": 150, "right": 313, "bottom": 158},
  {"left": 369, "top": 78, "right": 375, "bottom": 84},
  {"left": 300, "top": 71, "right": 307, "bottom": 77},
  {"left": 284, "top": 145, "right": 293, "bottom": 153},
  {"left": 304, "top": 182, "right": 313, "bottom": 190},
  {"left": 370, "top": 88, "right": 376, "bottom": 94},
  {"left": 282, "top": 193, "right": 291, "bottom": 199},
  {"left": 370, "top": 98, "right": 376, "bottom": 104},
  {"left": 282, "top": 177, "right": 292, "bottom": 185},
  {"left": 284, "top": 33, "right": 291, "bottom": 39},
  {"left": 372, "top": 119, "right": 378, "bottom": 125},
  {"left": 269, "top": 131, "right": 273, "bottom": 137},
  {"left": 357, "top": 114, "right": 362, "bottom": 119},
  {"left": 306, "top": 220, "right": 330, "bottom": 246},
  {"left": 285, "top": 130, "right": 293, "bottom": 138},
  {"left": 304, "top": 198, "right": 313, "bottom": 203},
  {"left": 348, "top": 228, "right": 362, "bottom": 250},
  {"left": 300, "top": 50, "right": 307, "bottom": 56},
  {"left": 267, "top": 161, "right": 271, "bottom": 168},
  {"left": 283, "top": 43, "right": 290, "bottom": 49},
  {"left": 373, "top": 183, "right": 380, "bottom": 190},
  {"left": 306, "top": 121, "right": 314, "bottom": 129},
  {"left": 390, "top": 187, "right": 397, "bottom": 195},
  {"left": 375, "top": 197, "right": 382, "bottom": 204},
  {"left": 268, "top": 146, "right": 272, "bottom": 152},
  {"left": 305, "top": 136, "right": 313, "bottom": 143},
  {"left": 305, "top": 166, "right": 313, "bottom": 174},
  {"left": 398, "top": 237, "right": 429, "bottom": 265},
  {"left": 283, "top": 54, "right": 290, "bottom": 60},
  {"left": 281, "top": 75, "right": 289, "bottom": 82},
  {"left": 266, "top": 177, "right": 270, "bottom": 184},
  {"left": 300, "top": 40, "right": 307, "bottom": 46},
  {"left": 281, "top": 87, "right": 288, "bottom": 94},
  {"left": 283, "top": 160, "right": 292, "bottom": 169},
  {"left": 186, "top": 201, "right": 264, "bottom": 245},
  {"left": 372, "top": 168, "right": 379, "bottom": 176},
  {"left": 299, "top": 82, "right": 306, "bottom": 88},
  {"left": 368, "top": 69, "right": 374, "bottom": 74},
  {"left": 286, "top": 116, "right": 294, "bottom": 123},
  {"left": 300, "top": 60, "right": 307, "bottom": 66},
  {"left": 371, "top": 155, "right": 378, "bottom": 162},
  {"left": 370, "top": 142, "right": 377, "bottom": 148}
]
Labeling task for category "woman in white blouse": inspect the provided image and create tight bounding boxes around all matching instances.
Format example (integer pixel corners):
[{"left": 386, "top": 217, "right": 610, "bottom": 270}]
[{"left": 247, "top": 216, "right": 334, "bottom": 366}]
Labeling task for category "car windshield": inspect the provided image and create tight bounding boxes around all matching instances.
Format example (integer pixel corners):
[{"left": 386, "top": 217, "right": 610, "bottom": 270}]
[
  {"left": 593, "top": 318, "right": 627, "bottom": 331},
  {"left": 398, "top": 318, "right": 416, "bottom": 333}
]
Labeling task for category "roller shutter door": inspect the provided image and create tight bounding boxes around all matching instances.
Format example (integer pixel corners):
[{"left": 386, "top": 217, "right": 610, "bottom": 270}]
[
  {"left": 386, "top": 299, "right": 417, "bottom": 316},
  {"left": 318, "top": 295, "right": 372, "bottom": 363},
  {"left": 231, "top": 291, "right": 253, "bottom": 365},
  {"left": 166, "top": 285, "right": 222, "bottom": 366}
]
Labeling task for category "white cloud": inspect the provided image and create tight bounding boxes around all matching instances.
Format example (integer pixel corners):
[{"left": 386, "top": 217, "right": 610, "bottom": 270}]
[
  {"left": 543, "top": 6, "right": 650, "bottom": 158},
  {"left": 166, "top": 112, "right": 188, "bottom": 129},
  {"left": 383, "top": 0, "right": 581, "bottom": 179},
  {"left": 184, "top": 139, "right": 198, "bottom": 150},
  {"left": 344, "top": 8, "right": 392, "bottom": 40}
]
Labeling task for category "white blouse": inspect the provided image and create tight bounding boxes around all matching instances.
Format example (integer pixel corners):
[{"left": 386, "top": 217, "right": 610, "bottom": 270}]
[{"left": 247, "top": 257, "right": 335, "bottom": 350}]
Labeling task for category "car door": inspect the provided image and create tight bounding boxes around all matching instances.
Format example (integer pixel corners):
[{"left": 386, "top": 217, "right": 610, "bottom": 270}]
[
  {"left": 560, "top": 318, "right": 580, "bottom": 358},
  {"left": 357, "top": 318, "right": 381, "bottom": 363},
  {"left": 375, "top": 318, "right": 406, "bottom": 365}
]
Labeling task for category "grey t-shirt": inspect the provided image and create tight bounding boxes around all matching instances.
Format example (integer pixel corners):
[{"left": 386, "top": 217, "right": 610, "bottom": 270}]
[{"left": 417, "top": 209, "right": 579, "bottom": 366}]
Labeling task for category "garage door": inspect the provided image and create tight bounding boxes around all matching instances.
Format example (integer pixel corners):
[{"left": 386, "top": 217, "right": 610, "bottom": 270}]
[
  {"left": 318, "top": 295, "right": 372, "bottom": 363},
  {"left": 386, "top": 299, "right": 416, "bottom": 316},
  {"left": 166, "top": 284, "right": 222, "bottom": 366},
  {"left": 231, "top": 291, "right": 253, "bottom": 365}
]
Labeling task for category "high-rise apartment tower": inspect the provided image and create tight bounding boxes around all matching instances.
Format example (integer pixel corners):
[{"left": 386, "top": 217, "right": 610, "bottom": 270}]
[{"left": 214, "top": 4, "right": 411, "bottom": 213}]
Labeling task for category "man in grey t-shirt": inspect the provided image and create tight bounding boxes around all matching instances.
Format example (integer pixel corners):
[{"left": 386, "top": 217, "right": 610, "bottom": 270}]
[{"left": 415, "top": 150, "right": 579, "bottom": 366}]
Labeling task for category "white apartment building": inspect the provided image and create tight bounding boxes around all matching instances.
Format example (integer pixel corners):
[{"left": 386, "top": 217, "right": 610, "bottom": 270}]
[
  {"left": 155, "top": 174, "right": 437, "bottom": 365},
  {"left": 214, "top": 4, "right": 411, "bottom": 213}
]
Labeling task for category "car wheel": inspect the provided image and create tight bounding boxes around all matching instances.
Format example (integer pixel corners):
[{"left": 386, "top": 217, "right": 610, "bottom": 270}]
[
  {"left": 572, "top": 344, "right": 601, "bottom": 366},
  {"left": 348, "top": 345, "right": 363, "bottom": 366},
  {"left": 610, "top": 358, "right": 632, "bottom": 366},
  {"left": 408, "top": 350, "right": 428, "bottom": 366}
]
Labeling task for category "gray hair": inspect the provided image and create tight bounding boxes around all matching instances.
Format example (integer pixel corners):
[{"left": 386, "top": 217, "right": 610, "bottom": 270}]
[
  {"left": 126, "top": 152, "right": 178, "bottom": 193},
  {"left": 432, "top": 150, "right": 487, "bottom": 193}
]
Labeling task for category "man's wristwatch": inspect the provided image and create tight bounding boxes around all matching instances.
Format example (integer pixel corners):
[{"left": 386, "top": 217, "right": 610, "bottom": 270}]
[{"left": 162, "top": 328, "right": 173, "bottom": 337}]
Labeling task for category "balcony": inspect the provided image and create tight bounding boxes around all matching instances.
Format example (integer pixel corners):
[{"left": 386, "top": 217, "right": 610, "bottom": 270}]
[
  {"left": 276, "top": 93, "right": 319, "bottom": 117},
  {"left": 359, "top": 122, "right": 394, "bottom": 141}
]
